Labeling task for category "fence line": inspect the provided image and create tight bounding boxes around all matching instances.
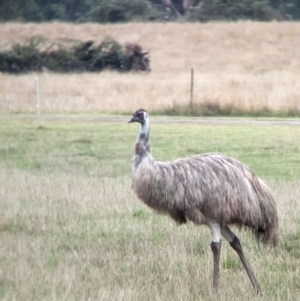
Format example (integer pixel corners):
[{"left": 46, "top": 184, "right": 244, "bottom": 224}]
[
  {"left": 35, "top": 77, "right": 41, "bottom": 126},
  {"left": 0, "top": 71, "right": 299, "bottom": 118}
]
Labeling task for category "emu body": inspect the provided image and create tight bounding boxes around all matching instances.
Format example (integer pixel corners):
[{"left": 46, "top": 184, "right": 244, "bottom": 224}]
[{"left": 129, "top": 109, "right": 278, "bottom": 295}]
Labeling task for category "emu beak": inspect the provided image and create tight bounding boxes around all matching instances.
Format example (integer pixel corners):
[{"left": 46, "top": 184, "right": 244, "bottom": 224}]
[{"left": 128, "top": 116, "right": 139, "bottom": 123}]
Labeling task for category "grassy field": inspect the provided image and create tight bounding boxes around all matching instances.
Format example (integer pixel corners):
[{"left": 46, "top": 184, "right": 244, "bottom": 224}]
[
  {"left": 0, "top": 119, "right": 300, "bottom": 301},
  {"left": 0, "top": 22, "right": 300, "bottom": 115},
  {"left": 0, "top": 21, "right": 300, "bottom": 300}
]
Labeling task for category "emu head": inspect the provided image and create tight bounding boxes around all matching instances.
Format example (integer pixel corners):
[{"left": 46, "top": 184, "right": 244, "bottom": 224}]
[
  {"left": 128, "top": 109, "right": 148, "bottom": 125},
  {"left": 128, "top": 109, "right": 150, "bottom": 141}
]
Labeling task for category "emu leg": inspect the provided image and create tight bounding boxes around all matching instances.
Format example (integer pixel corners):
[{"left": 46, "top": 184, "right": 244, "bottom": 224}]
[
  {"left": 230, "top": 236, "right": 262, "bottom": 295},
  {"left": 206, "top": 218, "right": 222, "bottom": 292},
  {"left": 221, "top": 225, "right": 262, "bottom": 295},
  {"left": 211, "top": 240, "right": 222, "bottom": 292}
]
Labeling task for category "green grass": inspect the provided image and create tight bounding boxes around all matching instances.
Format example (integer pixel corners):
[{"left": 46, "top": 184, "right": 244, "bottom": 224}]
[
  {"left": 0, "top": 118, "right": 300, "bottom": 301},
  {"left": 159, "top": 103, "right": 300, "bottom": 118},
  {"left": 0, "top": 119, "right": 299, "bottom": 180}
]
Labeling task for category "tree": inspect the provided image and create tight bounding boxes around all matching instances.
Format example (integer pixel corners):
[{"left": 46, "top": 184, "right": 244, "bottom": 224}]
[
  {"left": 161, "top": 0, "right": 201, "bottom": 17},
  {"left": 161, "top": 0, "right": 202, "bottom": 18}
]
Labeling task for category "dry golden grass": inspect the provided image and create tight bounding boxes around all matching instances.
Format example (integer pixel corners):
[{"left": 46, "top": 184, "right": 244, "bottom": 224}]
[
  {"left": 1, "top": 167, "right": 300, "bottom": 301},
  {"left": 0, "top": 22, "right": 300, "bottom": 114}
]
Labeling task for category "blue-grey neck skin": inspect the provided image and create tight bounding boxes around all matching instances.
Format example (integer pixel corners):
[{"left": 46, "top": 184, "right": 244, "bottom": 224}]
[{"left": 139, "top": 111, "right": 150, "bottom": 142}]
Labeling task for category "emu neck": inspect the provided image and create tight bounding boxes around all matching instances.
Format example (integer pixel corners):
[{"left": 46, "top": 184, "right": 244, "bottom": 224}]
[
  {"left": 139, "top": 120, "right": 149, "bottom": 142},
  {"left": 135, "top": 120, "right": 150, "bottom": 158}
]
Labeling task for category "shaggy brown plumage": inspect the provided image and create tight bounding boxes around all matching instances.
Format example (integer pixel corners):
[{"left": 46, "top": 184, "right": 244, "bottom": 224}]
[{"left": 129, "top": 109, "right": 278, "bottom": 295}]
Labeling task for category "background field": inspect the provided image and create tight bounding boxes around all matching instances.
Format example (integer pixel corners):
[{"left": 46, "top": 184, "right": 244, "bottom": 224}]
[
  {"left": 0, "top": 21, "right": 300, "bottom": 301},
  {"left": 0, "top": 119, "right": 300, "bottom": 301},
  {"left": 0, "top": 22, "right": 300, "bottom": 115}
]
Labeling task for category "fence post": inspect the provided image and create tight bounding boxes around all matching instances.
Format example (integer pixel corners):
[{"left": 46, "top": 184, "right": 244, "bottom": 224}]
[
  {"left": 35, "top": 77, "right": 41, "bottom": 127},
  {"left": 190, "top": 68, "right": 194, "bottom": 115}
]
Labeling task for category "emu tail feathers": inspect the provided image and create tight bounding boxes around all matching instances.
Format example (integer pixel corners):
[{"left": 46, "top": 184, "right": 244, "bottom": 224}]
[{"left": 253, "top": 180, "right": 279, "bottom": 246}]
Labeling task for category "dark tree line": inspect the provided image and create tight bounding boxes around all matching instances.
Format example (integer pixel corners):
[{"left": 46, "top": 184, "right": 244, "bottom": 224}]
[{"left": 0, "top": 0, "right": 300, "bottom": 22}]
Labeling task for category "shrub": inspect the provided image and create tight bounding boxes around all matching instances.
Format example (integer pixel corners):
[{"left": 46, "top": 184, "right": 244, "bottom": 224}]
[{"left": 0, "top": 36, "right": 150, "bottom": 73}]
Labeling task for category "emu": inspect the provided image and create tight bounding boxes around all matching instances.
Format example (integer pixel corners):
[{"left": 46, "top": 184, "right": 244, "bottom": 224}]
[{"left": 128, "top": 109, "right": 278, "bottom": 295}]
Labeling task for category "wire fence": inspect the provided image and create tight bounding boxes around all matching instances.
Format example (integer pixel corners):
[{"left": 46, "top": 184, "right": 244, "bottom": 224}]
[
  {"left": 0, "top": 73, "right": 299, "bottom": 182},
  {"left": 1, "top": 70, "right": 300, "bottom": 120}
]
